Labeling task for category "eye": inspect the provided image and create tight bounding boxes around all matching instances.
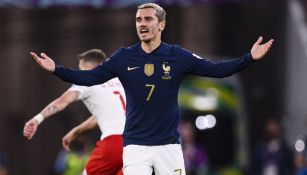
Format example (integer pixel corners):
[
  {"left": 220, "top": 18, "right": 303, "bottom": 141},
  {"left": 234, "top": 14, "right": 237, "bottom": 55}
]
[
  {"left": 145, "top": 17, "right": 153, "bottom": 22},
  {"left": 136, "top": 17, "right": 141, "bottom": 23}
]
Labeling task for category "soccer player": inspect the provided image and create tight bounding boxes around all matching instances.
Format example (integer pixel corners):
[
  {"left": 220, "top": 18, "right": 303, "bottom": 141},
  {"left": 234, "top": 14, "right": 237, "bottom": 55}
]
[
  {"left": 23, "top": 49, "right": 126, "bottom": 175},
  {"left": 29, "top": 3, "right": 274, "bottom": 175}
]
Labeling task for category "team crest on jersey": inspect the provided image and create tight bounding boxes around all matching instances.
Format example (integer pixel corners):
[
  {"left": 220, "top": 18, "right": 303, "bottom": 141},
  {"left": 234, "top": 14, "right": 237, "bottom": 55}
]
[
  {"left": 144, "top": 64, "right": 154, "bottom": 76},
  {"left": 162, "top": 62, "right": 172, "bottom": 80}
]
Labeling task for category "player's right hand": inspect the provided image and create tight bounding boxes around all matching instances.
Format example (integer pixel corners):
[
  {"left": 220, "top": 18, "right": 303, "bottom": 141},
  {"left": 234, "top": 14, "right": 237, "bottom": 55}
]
[
  {"left": 23, "top": 118, "right": 39, "bottom": 140},
  {"left": 30, "top": 52, "right": 56, "bottom": 72}
]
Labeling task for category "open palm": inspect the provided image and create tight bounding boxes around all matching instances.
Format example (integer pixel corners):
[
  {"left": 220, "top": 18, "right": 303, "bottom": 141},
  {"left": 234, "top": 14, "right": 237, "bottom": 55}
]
[
  {"left": 30, "top": 52, "right": 55, "bottom": 72},
  {"left": 251, "top": 36, "right": 274, "bottom": 60}
]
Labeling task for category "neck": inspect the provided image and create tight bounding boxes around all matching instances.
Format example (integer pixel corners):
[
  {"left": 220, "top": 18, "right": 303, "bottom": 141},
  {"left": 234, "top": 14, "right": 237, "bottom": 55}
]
[{"left": 141, "top": 39, "right": 161, "bottom": 53}]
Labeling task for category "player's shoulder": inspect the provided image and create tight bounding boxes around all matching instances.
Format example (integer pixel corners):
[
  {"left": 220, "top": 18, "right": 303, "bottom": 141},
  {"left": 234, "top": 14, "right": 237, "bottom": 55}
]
[
  {"left": 107, "top": 46, "right": 133, "bottom": 62},
  {"left": 120, "top": 43, "right": 140, "bottom": 55},
  {"left": 107, "top": 44, "right": 141, "bottom": 63},
  {"left": 68, "top": 84, "right": 90, "bottom": 95},
  {"left": 165, "top": 43, "right": 193, "bottom": 58},
  {"left": 110, "top": 47, "right": 126, "bottom": 58},
  {"left": 173, "top": 44, "right": 190, "bottom": 53}
]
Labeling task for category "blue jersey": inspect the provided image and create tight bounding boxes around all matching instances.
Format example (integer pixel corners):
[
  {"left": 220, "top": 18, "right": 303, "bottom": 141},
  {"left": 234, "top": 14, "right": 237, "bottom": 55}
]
[{"left": 54, "top": 42, "right": 254, "bottom": 146}]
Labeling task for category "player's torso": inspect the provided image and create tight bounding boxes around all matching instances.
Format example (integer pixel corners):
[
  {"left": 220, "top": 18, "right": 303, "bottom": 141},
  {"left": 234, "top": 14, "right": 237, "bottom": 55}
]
[
  {"left": 114, "top": 48, "right": 186, "bottom": 145},
  {"left": 116, "top": 54, "right": 185, "bottom": 105}
]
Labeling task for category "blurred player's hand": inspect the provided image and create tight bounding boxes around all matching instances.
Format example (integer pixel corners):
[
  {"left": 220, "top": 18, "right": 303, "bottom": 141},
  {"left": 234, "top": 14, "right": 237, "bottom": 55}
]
[
  {"left": 23, "top": 118, "right": 39, "bottom": 140},
  {"left": 62, "top": 128, "right": 78, "bottom": 151},
  {"left": 251, "top": 36, "right": 274, "bottom": 60},
  {"left": 30, "top": 52, "right": 55, "bottom": 72}
]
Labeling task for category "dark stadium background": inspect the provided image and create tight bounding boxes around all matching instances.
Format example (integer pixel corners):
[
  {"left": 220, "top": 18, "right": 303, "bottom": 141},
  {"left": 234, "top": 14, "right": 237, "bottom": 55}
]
[{"left": 1, "top": 0, "right": 307, "bottom": 174}]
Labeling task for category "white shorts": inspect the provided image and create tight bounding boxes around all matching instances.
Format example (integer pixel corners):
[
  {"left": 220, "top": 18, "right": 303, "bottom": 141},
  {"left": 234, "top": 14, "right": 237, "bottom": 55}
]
[{"left": 123, "top": 144, "right": 186, "bottom": 175}]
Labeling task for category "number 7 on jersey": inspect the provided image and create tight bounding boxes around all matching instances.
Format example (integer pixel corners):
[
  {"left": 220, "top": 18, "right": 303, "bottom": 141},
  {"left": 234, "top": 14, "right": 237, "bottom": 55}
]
[{"left": 145, "top": 84, "right": 155, "bottom": 101}]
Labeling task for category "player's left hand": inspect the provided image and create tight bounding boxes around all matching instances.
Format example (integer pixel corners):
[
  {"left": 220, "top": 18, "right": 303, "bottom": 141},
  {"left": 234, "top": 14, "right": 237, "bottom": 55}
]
[{"left": 251, "top": 36, "right": 274, "bottom": 60}]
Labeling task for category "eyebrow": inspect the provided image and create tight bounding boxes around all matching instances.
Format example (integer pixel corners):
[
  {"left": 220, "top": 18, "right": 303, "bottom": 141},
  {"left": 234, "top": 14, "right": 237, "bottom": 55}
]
[
  {"left": 135, "top": 16, "right": 154, "bottom": 20},
  {"left": 144, "top": 16, "right": 153, "bottom": 20}
]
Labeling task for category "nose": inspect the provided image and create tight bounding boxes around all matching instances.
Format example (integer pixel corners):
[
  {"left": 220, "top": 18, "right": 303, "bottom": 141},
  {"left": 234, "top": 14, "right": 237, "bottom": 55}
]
[
  {"left": 137, "top": 21, "right": 146, "bottom": 27},
  {"left": 137, "top": 18, "right": 148, "bottom": 26},
  {"left": 139, "top": 24, "right": 146, "bottom": 28}
]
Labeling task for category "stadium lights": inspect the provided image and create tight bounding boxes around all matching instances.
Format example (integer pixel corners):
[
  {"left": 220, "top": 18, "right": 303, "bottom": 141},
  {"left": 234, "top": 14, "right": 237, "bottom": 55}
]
[
  {"left": 195, "top": 114, "right": 217, "bottom": 130},
  {"left": 295, "top": 139, "right": 305, "bottom": 152},
  {"left": 191, "top": 88, "right": 219, "bottom": 111}
]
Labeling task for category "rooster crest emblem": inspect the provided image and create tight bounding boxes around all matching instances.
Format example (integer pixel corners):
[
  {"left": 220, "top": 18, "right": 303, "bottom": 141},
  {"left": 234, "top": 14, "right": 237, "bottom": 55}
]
[{"left": 162, "top": 62, "right": 172, "bottom": 80}]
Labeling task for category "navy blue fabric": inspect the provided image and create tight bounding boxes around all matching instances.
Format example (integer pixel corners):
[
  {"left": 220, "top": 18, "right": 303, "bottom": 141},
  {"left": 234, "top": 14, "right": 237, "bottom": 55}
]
[{"left": 54, "top": 42, "right": 253, "bottom": 146}]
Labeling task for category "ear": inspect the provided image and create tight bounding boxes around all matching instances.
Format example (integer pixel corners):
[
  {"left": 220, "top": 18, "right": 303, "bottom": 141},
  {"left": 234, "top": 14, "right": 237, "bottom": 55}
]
[{"left": 159, "top": 21, "right": 165, "bottom": 32}]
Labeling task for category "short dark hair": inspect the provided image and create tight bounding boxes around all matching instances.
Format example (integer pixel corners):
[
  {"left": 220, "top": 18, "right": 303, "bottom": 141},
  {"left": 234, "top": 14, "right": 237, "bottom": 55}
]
[
  {"left": 137, "top": 3, "right": 166, "bottom": 22},
  {"left": 77, "top": 49, "right": 107, "bottom": 65}
]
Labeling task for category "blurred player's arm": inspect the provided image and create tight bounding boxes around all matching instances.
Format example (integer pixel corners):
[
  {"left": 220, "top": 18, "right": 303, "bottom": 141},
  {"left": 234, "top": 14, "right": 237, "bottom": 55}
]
[
  {"left": 62, "top": 116, "right": 98, "bottom": 151},
  {"left": 23, "top": 90, "right": 79, "bottom": 140}
]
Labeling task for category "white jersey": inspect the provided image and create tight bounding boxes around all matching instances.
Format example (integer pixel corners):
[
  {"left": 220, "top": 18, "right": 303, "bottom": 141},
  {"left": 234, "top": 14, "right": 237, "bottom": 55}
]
[{"left": 69, "top": 78, "right": 126, "bottom": 140}]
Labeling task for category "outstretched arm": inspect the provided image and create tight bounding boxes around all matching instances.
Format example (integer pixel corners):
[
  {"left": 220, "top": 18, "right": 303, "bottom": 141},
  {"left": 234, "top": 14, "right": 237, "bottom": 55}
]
[
  {"left": 23, "top": 90, "right": 79, "bottom": 140},
  {"left": 31, "top": 52, "right": 116, "bottom": 86},
  {"left": 251, "top": 36, "right": 274, "bottom": 60},
  {"left": 62, "top": 116, "right": 98, "bottom": 151},
  {"left": 183, "top": 36, "right": 274, "bottom": 78}
]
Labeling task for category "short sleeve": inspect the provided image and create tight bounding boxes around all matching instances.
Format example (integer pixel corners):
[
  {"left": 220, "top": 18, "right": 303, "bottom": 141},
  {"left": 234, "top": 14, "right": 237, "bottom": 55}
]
[{"left": 68, "top": 84, "right": 89, "bottom": 100}]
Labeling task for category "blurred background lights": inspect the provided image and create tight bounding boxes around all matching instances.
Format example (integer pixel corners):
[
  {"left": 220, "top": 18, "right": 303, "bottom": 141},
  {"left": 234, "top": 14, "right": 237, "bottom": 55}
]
[
  {"left": 195, "top": 114, "right": 217, "bottom": 130},
  {"left": 192, "top": 96, "right": 217, "bottom": 111},
  {"left": 192, "top": 88, "right": 219, "bottom": 111},
  {"left": 295, "top": 139, "right": 305, "bottom": 152}
]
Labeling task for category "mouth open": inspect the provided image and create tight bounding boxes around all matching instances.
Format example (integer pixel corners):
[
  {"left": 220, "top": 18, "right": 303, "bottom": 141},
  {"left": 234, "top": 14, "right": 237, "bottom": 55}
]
[{"left": 140, "top": 28, "right": 149, "bottom": 34}]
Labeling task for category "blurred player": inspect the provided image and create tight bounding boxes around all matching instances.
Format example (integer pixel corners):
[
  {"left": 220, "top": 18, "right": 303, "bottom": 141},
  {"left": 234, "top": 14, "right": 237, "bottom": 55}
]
[
  {"left": 29, "top": 3, "right": 273, "bottom": 175},
  {"left": 24, "top": 49, "right": 126, "bottom": 175}
]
